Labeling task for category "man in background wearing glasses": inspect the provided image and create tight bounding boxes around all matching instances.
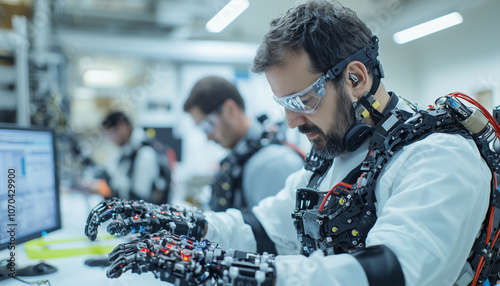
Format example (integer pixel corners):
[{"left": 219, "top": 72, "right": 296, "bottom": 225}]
[{"left": 183, "top": 76, "right": 304, "bottom": 216}]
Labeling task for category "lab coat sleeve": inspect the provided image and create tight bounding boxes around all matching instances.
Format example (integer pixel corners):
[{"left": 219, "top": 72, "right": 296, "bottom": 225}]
[
  {"left": 205, "top": 167, "right": 309, "bottom": 253},
  {"left": 204, "top": 208, "right": 257, "bottom": 252},
  {"left": 272, "top": 133, "right": 490, "bottom": 286},
  {"left": 242, "top": 144, "right": 304, "bottom": 207},
  {"left": 275, "top": 251, "right": 370, "bottom": 285},
  {"left": 367, "top": 133, "right": 490, "bottom": 286},
  {"left": 131, "top": 146, "right": 159, "bottom": 200}
]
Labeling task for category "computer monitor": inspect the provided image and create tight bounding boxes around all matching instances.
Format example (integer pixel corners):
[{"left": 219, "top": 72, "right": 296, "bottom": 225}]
[{"left": 0, "top": 124, "right": 61, "bottom": 251}]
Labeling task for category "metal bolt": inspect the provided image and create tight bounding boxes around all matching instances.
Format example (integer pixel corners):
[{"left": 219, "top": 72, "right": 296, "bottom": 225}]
[{"left": 347, "top": 219, "right": 352, "bottom": 224}]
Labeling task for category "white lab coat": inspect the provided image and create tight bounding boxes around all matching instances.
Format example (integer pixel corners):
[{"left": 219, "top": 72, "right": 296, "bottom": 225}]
[
  {"left": 205, "top": 100, "right": 491, "bottom": 286},
  {"left": 107, "top": 129, "right": 160, "bottom": 201}
]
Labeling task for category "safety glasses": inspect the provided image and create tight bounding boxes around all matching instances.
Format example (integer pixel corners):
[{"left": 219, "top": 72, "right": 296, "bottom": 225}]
[
  {"left": 197, "top": 108, "right": 221, "bottom": 136},
  {"left": 273, "top": 74, "right": 329, "bottom": 114},
  {"left": 273, "top": 36, "right": 382, "bottom": 114}
]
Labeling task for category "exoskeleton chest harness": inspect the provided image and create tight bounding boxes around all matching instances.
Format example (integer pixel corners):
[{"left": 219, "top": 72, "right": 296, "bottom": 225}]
[
  {"left": 293, "top": 93, "right": 500, "bottom": 286},
  {"left": 211, "top": 130, "right": 276, "bottom": 211},
  {"left": 211, "top": 123, "right": 305, "bottom": 212}
]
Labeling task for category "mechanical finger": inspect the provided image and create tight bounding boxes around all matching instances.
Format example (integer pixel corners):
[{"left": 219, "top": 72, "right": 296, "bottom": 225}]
[
  {"left": 107, "top": 217, "right": 158, "bottom": 237},
  {"left": 85, "top": 198, "right": 127, "bottom": 241},
  {"left": 86, "top": 198, "right": 155, "bottom": 241},
  {"left": 107, "top": 258, "right": 130, "bottom": 278},
  {"left": 108, "top": 242, "right": 138, "bottom": 262}
]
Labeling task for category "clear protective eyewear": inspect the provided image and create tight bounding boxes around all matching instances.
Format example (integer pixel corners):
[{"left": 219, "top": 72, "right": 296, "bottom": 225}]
[
  {"left": 273, "top": 36, "right": 383, "bottom": 114},
  {"left": 197, "top": 108, "right": 221, "bottom": 136},
  {"left": 273, "top": 74, "right": 329, "bottom": 114}
]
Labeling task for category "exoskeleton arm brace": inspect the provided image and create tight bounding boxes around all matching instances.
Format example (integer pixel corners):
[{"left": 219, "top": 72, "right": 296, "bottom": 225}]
[
  {"left": 107, "top": 230, "right": 276, "bottom": 286},
  {"left": 85, "top": 197, "right": 206, "bottom": 241}
]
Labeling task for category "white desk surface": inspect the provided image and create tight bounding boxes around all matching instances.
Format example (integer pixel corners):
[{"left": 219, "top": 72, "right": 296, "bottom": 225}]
[{"left": 1, "top": 191, "right": 169, "bottom": 286}]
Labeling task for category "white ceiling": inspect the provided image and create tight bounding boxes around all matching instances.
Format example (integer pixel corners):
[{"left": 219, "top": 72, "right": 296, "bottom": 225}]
[
  {"left": 53, "top": 0, "right": 492, "bottom": 40},
  {"left": 54, "top": 0, "right": 404, "bottom": 42},
  {"left": 52, "top": 0, "right": 495, "bottom": 63}
]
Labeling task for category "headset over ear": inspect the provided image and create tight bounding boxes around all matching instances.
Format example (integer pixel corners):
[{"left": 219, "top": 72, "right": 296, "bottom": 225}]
[
  {"left": 319, "top": 36, "right": 384, "bottom": 152},
  {"left": 337, "top": 36, "right": 385, "bottom": 152},
  {"left": 344, "top": 92, "right": 381, "bottom": 152}
]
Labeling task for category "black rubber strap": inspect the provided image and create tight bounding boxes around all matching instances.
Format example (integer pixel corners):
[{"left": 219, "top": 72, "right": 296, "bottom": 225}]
[
  {"left": 241, "top": 210, "right": 277, "bottom": 255},
  {"left": 352, "top": 245, "right": 405, "bottom": 286},
  {"left": 343, "top": 163, "right": 363, "bottom": 185}
]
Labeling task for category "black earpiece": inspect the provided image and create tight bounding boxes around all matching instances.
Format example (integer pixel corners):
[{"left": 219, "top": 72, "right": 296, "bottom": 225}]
[
  {"left": 343, "top": 92, "right": 376, "bottom": 152},
  {"left": 349, "top": 73, "right": 359, "bottom": 84}
]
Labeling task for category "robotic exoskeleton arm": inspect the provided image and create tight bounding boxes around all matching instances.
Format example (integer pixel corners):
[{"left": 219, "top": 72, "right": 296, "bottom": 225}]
[
  {"left": 85, "top": 197, "right": 206, "bottom": 241},
  {"left": 107, "top": 229, "right": 276, "bottom": 286}
]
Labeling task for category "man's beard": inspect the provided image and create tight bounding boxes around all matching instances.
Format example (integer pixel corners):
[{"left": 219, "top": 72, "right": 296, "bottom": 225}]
[{"left": 298, "top": 85, "right": 355, "bottom": 159}]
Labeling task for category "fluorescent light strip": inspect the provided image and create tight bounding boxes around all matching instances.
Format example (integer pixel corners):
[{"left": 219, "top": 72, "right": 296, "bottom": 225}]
[
  {"left": 393, "top": 12, "right": 463, "bottom": 44},
  {"left": 206, "top": 0, "right": 249, "bottom": 33},
  {"left": 83, "top": 69, "right": 122, "bottom": 87}
]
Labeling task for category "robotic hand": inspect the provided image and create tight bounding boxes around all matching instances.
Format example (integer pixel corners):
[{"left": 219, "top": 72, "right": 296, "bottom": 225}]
[
  {"left": 107, "top": 230, "right": 275, "bottom": 286},
  {"left": 85, "top": 197, "right": 206, "bottom": 241}
]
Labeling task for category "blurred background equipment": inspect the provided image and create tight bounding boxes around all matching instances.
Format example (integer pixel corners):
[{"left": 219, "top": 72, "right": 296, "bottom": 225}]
[
  {"left": 0, "top": 0, "right": 499, "bottom": 284},
  {"left": 0, "top": 0, "right": 498, "bottom": 200}
]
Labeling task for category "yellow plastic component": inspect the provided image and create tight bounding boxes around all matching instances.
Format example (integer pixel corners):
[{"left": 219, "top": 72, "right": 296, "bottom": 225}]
[
  {"left": 222, "top": 182, "right": 230, "bottom": 190},
  {"left": 352, "top": 229, "right": 360, "bottom": 237},
  {"left": 25, "top": 235, "right": 120, "bottom": 259},
  {"left": 219, "top": 198, "right": 227, "bottom": 206},
  {"left": 145, "top": 128, "right": 156, "bottom": 139},
  {"left": 372, "top": 100, "right": 380, "bottom": 109},
  {"left": 362, "top": 109, "right": 369, "bottom": 118},
  {"left": 339, "top": 198, "right": 346, "bottom": 205},
  {"left": 332, "top": 227, "right": 339, "bottom": 233}
]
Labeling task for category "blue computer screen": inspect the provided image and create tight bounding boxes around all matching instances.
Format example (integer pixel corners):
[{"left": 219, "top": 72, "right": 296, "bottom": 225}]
[{"left": 0, "top": 125, "right": 61, "bottom": 250}]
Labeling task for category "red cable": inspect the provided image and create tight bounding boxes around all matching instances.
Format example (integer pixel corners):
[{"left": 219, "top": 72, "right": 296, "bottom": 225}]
[
  {"left": 486, "top": 208, "right": 495, "bottom": 244},
  {"left": 490, "top": 173, "right": 500, "bottom": 248},
  {"left": 495, "top": 172, "right": 498, "bottom": 190},
  {"left": 449, "top": 92, "right": 500, "bottom": 138},
  {"left": 490, "top": 173, "right": 499, "bottom": 246},
  {"left": 318, "top": 182, "right": 352, "bottom": 211},
  {"left": 472, "top": 257, "right": 486, "bottom": 286},
  {"left": 446, "top": 93, "right": 500, "bottom": 286},
  {"left": 470, "top": 205, "right": 494, "bottom": 285}
]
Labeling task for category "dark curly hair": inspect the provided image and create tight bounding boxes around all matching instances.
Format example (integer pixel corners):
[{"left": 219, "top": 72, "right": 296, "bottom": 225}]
[{"left": 252, "top": 0, "right": 374, "bottom": 87}]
